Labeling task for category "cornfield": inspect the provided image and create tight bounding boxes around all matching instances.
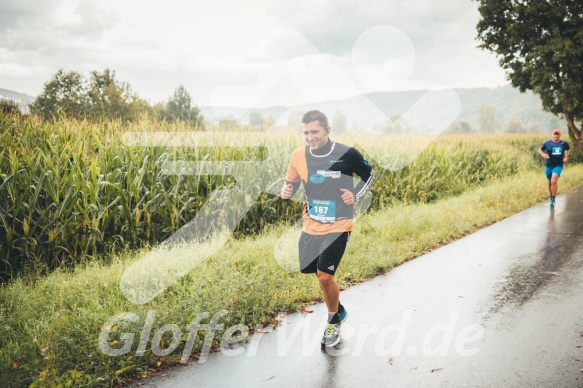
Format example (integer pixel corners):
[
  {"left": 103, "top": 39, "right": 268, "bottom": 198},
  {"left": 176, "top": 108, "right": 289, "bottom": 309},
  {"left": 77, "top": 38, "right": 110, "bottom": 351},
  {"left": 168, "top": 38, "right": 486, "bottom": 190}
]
[{"left": 0, "top": 113, "right": 545, "bottom": 281}]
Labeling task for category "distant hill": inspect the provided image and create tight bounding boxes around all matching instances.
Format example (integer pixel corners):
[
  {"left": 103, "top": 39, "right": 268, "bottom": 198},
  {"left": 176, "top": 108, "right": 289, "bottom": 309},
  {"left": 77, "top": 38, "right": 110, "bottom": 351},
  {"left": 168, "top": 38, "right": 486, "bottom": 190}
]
[
  {"left": 453, "top": 86, "right": 562, "bottom": 132},
  {"left": 200, "top": 85, "right": 564, "bottom": 133},
  {"left": 0, "top": 88, "right": 35, "bottom": 113}
]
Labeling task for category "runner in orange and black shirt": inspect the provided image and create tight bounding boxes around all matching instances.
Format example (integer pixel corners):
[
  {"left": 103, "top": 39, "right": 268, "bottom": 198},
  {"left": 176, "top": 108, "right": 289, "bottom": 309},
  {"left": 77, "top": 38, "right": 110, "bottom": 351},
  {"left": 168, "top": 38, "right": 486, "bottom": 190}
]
[{"left": 281, "top": 110, "right": 375, "bottom": 347}]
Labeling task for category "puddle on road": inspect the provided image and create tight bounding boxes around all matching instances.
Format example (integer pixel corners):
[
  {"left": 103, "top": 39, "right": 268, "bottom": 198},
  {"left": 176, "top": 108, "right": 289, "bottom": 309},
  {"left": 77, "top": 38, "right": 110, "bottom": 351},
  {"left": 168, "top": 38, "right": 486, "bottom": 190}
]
[
  {"left": 487, "top": 256, "right": 553, "bottom": 316},
  {"left": 485, "top": 208, "right": 583, "bottom": 319}
]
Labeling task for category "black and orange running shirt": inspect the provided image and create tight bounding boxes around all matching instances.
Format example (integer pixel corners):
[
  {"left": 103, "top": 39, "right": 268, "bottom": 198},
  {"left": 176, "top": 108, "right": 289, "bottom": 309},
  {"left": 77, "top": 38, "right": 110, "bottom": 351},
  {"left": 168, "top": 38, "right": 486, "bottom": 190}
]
[{"left": 284, "top": 140, "right": 375, "bottom": 235}]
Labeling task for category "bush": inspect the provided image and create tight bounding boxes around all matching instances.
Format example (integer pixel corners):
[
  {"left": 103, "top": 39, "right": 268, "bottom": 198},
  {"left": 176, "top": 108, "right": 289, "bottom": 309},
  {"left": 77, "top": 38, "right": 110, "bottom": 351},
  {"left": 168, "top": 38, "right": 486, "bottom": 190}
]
[{"left": 0, "top": 99, "right": 20, "bottom": 116}]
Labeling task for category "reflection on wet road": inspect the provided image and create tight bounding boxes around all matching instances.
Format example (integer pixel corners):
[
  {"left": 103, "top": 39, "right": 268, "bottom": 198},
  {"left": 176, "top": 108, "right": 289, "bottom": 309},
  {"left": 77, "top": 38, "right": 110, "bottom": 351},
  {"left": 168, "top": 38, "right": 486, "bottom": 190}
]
[
  {"left": 135, "top": 185, "right": 583, "bottom": 388},
  {"left": 487, "top": 191, "right": 583, "bottom": 319}
]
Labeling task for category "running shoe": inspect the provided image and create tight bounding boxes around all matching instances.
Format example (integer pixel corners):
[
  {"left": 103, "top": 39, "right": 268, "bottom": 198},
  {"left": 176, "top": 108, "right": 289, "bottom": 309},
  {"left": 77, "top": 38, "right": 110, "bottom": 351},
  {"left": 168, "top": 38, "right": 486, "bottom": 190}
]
[
  {"left": 321, "top": 321, "right": 342, "bottom": 347},
  {"left": 339, "top": 308, "right": 348, "bottom": 323},
  {"left": 321, "top": 309, "right": 348, "bottom": 347}
]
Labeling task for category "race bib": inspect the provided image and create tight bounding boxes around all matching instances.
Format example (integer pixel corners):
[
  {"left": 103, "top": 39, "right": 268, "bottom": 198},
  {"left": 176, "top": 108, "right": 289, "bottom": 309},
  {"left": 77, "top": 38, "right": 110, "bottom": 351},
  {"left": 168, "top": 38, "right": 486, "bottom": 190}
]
[
  {"left": 308, "top": 198, "right": 336, "bottom": 222},
  {"left": 551, "top": 147, "right": 562, "bottom": 155}
]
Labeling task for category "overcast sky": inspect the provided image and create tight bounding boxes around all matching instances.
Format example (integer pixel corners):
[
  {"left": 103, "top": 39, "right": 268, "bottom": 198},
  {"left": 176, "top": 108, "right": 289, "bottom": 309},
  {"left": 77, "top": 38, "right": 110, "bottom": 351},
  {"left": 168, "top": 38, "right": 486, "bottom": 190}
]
[{"left": 0, "top": 0, "right": 508, "bottom": 108}]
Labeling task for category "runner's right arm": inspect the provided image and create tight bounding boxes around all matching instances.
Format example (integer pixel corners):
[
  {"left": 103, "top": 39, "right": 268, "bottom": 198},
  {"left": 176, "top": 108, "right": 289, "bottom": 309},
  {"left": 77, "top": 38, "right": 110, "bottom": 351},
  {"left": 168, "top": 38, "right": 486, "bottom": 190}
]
[
  {"left": 538, "top": 143, "right": 549, "bottom": 159},
  {"left": 282, "top": 152, "right": 302, "bottom": 200},
  {"left": 281, "top": 181, "right": 300, "bottom": 200}
]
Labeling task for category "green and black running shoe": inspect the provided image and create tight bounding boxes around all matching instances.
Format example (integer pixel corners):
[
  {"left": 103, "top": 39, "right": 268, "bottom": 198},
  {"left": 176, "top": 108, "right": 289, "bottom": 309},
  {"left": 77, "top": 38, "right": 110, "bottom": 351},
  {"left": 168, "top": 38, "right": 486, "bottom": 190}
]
[
  {"left": 321, "top": 308, "right": 348, "bottom": 347},
  {"left": 321, "top": 321, "right": 342, "bottom": 347}
]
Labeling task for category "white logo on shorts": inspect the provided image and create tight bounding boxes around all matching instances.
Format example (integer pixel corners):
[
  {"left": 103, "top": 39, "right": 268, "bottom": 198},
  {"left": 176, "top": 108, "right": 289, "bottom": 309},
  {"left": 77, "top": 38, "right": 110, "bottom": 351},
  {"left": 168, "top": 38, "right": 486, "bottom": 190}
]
[{"left": 328, "top": 265, "right": 335, "bottom": 271}]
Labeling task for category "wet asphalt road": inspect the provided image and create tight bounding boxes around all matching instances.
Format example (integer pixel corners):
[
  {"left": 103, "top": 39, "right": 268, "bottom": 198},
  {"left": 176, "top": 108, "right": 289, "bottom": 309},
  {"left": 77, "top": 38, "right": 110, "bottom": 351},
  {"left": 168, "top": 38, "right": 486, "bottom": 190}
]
[{"left": 133, "top": 185, "right": 583, "bottom": 388}]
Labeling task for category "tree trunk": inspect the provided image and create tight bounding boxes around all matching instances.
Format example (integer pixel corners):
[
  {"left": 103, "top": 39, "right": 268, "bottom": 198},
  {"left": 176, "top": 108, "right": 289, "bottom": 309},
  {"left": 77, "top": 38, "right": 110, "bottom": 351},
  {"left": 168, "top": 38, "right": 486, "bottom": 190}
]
[{"left": 562, "top": 103, "right": 583, "bottom": 151}]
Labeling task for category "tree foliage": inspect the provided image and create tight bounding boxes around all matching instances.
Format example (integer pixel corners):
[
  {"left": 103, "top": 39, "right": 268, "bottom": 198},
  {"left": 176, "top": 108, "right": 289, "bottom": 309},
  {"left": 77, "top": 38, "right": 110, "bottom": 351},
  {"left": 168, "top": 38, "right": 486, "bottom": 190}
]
[
  {"left": 0, "top": 99, "right": 21, "bottom": 116},
  {"left": 503, "top": 118, "right": 527, "bottom": 133},
  {"left": 86, "top": 69, "right": 150, "bottom": 122},
  {"left": 447, "top": 120, "right": 473, "bottom": 133},
  {"left": 478, "top": 104, "right": 498, "bottom": 132},
  {"left": 332, "top": 110, "right": 347, "bottom": 133},
  {"left": 248, "top": 111, "right": 265, "bottom": 128},
  {"left": 162, "top": 85, "right": 204, "bottom": 127},
  {"left": 287, "top": 110, "right": 304, "bottom": 130},
  {"left": 29, "top": 69, "right": 204, "bottom": 125},
  {"left": 475, "top": 0, "right": 583, "bottom": 148},
  {"left": 30, "top": 70, "right": 88, "bottom": 120}
]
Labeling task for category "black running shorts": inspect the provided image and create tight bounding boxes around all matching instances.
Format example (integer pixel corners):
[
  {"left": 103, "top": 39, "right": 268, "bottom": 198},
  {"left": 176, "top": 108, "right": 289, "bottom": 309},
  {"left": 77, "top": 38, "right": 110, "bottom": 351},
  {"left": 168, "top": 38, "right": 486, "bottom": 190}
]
[{"left": 299, "top": 231, "right": 350, "bottom": 275}]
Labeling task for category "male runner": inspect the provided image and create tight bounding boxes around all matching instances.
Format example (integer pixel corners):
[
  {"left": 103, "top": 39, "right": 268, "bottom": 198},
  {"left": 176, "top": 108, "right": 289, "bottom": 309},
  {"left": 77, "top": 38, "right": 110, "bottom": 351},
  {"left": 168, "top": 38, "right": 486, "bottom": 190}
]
[
  {"left": 281, "top": 110, "right": 375, "bottom": 347},
  {"left": 538, "top": 128, "right": 570, "bottom": 207}
]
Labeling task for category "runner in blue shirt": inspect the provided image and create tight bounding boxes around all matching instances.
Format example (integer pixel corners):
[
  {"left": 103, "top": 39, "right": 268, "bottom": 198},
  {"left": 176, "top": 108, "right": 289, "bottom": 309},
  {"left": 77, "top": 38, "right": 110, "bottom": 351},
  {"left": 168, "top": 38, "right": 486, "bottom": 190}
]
[{"left": 538, "top": 129, "right": 570, "bottom": 207}]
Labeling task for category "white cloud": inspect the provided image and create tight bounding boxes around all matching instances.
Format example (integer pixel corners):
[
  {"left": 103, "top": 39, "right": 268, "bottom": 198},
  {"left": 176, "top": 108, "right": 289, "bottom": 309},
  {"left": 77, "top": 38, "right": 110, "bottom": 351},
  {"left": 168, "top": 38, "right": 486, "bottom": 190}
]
[
  {"left": 0, "top": 0, "right": 508, "bottom": 106},
  {"left": 55, "top": 1, "right": 82, "bottom": 25}
]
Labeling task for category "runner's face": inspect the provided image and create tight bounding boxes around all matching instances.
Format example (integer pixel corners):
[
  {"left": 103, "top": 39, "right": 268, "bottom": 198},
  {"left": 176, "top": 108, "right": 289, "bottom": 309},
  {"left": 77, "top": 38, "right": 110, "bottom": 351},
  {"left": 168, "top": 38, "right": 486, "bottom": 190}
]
[
  {"left": 552, "top": 132, "right": 560, "bottom": 141},
  {"left": 303, "top": 120, "right": 329, "bottom": 151}
]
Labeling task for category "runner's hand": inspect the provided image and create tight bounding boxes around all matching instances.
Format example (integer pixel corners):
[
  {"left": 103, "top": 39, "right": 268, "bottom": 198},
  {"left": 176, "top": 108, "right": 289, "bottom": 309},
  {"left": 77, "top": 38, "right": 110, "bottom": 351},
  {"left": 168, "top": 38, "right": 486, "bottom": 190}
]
[
  {"left": 340, "top": 188, "right": 355, "bottom": 205},
  {"left": 281, "top": 183, "right": 294, "bottom": 200}
]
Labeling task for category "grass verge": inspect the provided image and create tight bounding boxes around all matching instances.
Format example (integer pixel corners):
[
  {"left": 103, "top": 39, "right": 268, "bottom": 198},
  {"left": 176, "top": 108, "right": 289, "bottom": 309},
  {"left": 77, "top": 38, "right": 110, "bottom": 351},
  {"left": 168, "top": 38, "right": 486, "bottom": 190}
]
[{"left": 2, "top": 165, "right": 583, "bottom": 387}]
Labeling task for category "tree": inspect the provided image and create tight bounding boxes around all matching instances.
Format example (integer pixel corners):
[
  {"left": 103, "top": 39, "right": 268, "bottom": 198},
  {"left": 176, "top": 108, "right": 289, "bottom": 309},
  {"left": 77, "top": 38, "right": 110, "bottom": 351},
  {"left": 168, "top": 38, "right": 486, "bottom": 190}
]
[
  {"left": 0, "top": 99, "right": 20, "bottom": 116},
  {"left": 163, "top": 85, "right": 204, "bottom": 128},
  {"left": 503, "top": 118, "right": 526, "bottom": 133},
  {"left": 332, "top": 110, "right": 347, "bottom": 133},
  {"left": 376, "top": 115, "right": 405, "bottom": 133},
  {"left": 29, "top": 68, "right": 154, "bottom": 122},
  {"left": 30, "top": 69, "right": 88, "bottom": 120},
  {"left": 87, "top": 69, "right": 146, "bottom": 122},
  {"left": 477, "top": 104, "right": 497, "bottom": 132},
  {"left": 527, "top": 122, "right": 542, "bottom": 133},
  {"left": 264, "top": 115, "right": 276, "bottom": 129},
  {"left": 475, "top": 0, "right": 583, "bottom": 149},
  {"left": 287, "top": 110, "right": 305, "bottom": 130},
  {"left": 151, "top": 102, "right": 167, "bottom": 122},
  {"left": 248, "top": 111, "right": 265, "bottom": 128},
  {"left": 447, "top": 120, "right": 473, "bottom": 133},
  {"left": 219, "top": 115, "right": 238, "bottom": 128}
]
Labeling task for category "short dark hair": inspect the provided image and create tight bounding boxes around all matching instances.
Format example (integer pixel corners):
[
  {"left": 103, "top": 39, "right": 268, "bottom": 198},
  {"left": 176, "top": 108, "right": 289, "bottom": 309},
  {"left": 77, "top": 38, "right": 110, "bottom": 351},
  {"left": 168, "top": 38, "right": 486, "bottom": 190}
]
[{"left": 302, "top": 110, "right": 329, "bottom": 130}]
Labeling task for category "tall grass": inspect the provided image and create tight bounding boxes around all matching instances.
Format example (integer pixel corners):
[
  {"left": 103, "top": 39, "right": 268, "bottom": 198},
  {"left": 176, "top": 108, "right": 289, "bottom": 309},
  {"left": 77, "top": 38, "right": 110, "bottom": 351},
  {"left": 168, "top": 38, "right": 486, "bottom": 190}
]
[{"left": 0, "top": 113, "right": 547, "bottom": 280}]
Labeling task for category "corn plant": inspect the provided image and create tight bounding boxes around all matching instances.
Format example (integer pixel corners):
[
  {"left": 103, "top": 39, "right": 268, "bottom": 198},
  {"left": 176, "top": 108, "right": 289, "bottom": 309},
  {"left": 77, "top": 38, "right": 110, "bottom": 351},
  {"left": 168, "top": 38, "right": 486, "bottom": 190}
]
[{"left": 0, "top": 112, "right": 547, "bottom": 281}]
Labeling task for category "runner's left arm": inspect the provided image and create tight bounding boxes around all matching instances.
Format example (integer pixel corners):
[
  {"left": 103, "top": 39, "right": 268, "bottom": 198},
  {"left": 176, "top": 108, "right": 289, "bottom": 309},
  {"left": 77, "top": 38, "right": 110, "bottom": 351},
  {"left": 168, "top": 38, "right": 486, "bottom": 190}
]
[
  {"left": 564, "top": 142, "right": 571, "bottom": 162},
  {"left": 350, "top": 148, "right": 375, "bottom": 202}
]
